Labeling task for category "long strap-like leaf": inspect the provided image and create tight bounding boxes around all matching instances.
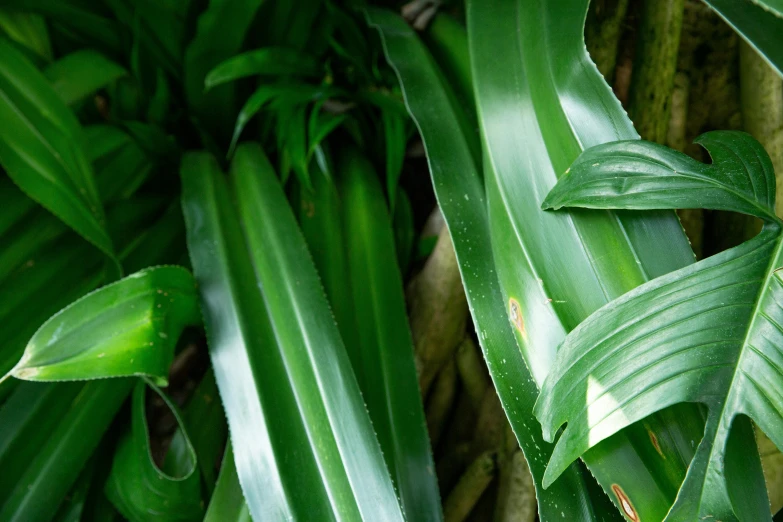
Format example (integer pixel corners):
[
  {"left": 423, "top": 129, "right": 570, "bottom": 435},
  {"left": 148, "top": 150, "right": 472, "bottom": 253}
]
[
  {"left": 182, "top": 144, "right": 404, "bottom": 521},
  {"left": 366, "top": 9, "right": 611, "bottom": 521}
]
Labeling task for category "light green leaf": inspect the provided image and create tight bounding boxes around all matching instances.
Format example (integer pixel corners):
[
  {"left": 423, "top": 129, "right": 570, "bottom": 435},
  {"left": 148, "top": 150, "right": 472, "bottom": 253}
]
[
  {"left": 0, "top": 38, "right": 115, "bottom": 263},
  {"left": 7, "top": 266, "right": 201, "bottom": 386},
  {"left": 204, "top": 47, "right": 320, "bottom": 90},
  {"left": 204, "top": 445, "right": 251, "bottom": 522},
  {"left": 181, "top": 144, "right": 404, "bottom": 521},
  {"left": 538, "top": 131, "right": 780, "bottom": 520},
  {"left": 44, "top": 50, "right": 126, "bottom": 106}
]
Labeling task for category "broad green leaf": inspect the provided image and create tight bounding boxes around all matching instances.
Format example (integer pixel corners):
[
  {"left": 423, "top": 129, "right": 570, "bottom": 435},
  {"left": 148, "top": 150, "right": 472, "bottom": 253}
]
[
  {"left": 7, "top": 266, "right": 200, "bottom": 385},
  {"left": 0, "top": 199, "right": 191, "bottom": 519},
  {"left": 181, "top": 144, "right": 404, "bottom": 521},
  {"left": 465, "top": 0, "right": 724, "bottom": 519},
  {"left": 44, "top": 50, "right": 126, "bottom": 106},
  {"left": 204, "top": 47, "right": 320, "bottom": 90},
  {"left": 338, "top": 148, "right": 442, "bottom": 520},
  {"left": 366, "top": 8, "right": 611, "bottom": 521},
  {"left": 0, "top": 38, "right": 115, "bottom": 263},
  {"left": 105, "top": 380, "right": 202, "bottom": 522},
  {"left": 184, "top": 0, "right": 266, "bottom": 141},
  {"left": 543, "top": 131, "right": 776, "bottom": 220},
  {"left": 703, "top": 0, "right": 783, "bottom": 78},
  {"left": 204, "top": 445, "right": 251, "bottom": 522},
  {"left": 537, "top": 131, "right": 781, "bottom": 521}
]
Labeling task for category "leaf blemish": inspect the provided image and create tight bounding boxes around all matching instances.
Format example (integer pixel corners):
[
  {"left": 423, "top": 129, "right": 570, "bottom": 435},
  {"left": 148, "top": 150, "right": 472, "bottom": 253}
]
[
  {"left": 611, "top": 484, "right": 638, "bottom": 521},
  {"left": 648, "top": 429, "right": 665, "bottom": 458},
  {"left": 509, "top": 298, "right": 526, "bottom": 338}
]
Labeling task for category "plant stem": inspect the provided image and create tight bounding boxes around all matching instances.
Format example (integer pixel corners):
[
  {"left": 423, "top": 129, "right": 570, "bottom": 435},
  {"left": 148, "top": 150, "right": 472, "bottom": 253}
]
[
  {"left": 628, "top": 0, "right": 685, "bottom": 143},
  {"left": 407, "top": 225, "right": 468, "bottom": 397},
  {"left": 584, "top": 0, "right": 630, "bottom": 83},
  {"left": 455, "top": 338, "right": 488, "bottom": 411},
  {"left": 443, "top": 451, "right": 496, "bottom": 522},
  {"left": 740, "top": 40, "right": 783, "bottom": 216},
  {"left": 494, "top": 450, "right": 536, "bottom": 522},
  {"left": 426, "top": 357, "right": 457, "bottom": 448}
]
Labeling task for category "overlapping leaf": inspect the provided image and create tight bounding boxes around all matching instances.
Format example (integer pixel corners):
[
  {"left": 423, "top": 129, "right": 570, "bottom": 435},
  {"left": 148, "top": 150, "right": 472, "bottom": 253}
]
[
  {"left": 181, "top": 143, "right": 404, "bottom": 521},
  {"left": 0, "top": 38, "right": 115, "bottom": 262},
  {"left": 537, "top": 131, "right": 779, "bottom": 521},
  {"left": 366, "top": 9, "right": 614, "bottom": 521}
]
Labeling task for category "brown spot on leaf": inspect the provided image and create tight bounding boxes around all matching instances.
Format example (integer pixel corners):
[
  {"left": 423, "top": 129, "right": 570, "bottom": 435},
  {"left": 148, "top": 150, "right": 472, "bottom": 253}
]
[
  {"left": 611, "top": 484, "right": 639, "bottom": 521},
  {"left": 509, "top": 298, "right": 526, "bottom": 338},
  {"left": 649, "top": 429, "right": 665, "bottom": 458}
]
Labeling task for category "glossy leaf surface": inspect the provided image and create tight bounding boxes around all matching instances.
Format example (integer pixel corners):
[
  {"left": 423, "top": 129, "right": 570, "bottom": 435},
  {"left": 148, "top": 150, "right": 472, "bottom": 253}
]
[
  {"left": 181, "top": 144, "right": 404, "bottom": 521},
  {"left": 8, "top": 266, "right": 200, "bottom": 386},
  {"left": 538, "top": 131, "right": 780, "bottom": 521},
  {"left": 338, "top": 148, "right": 442, "bottom": 520},
  {"left": 366, "top": 9, "right": 611, "bottom": 521}
]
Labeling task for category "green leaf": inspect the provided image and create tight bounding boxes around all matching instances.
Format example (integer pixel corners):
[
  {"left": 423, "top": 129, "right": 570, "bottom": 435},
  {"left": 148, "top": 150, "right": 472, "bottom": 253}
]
[
  {"left": 338, "top": 148, "right": 442, "bottom": 520},
  {"left": 366, "top": 8, "right": 613, "bottom": 521},
  {"left": 0, "top": 9, "right": 52, "bottom": 62},
  {"left": 204, "top": 47, "right": 321, "bottom": 90},
  {"left": 703, "top": 0, "right": 783, "bottom": 78},
  {"left": 204, "top": 445, "right": 251, "bottom": 522},
  {"left": 181, "top": 144, "right": 404, "bottom": 521},
  {"left": 105, "top": 380, "right": 203, "bottom": 522},
  {"left": 3, "top": 0, "right": 124, "bottom": 56},
  {"left": 543, "top": 131, "right": 777, "bottom": 220},
  {"left": 392, "top": 187, "right": 414, "bottom": 274},
  {"left": 538, "top": 130, "right": 780, "bottom": 520},
  {"left": 229, "top": 83, "right": 338, "bottom": 156},
  {"left": 44, "top": 50, "right": 126, "bottom": 106},
  {"left": 0, "top": 38, "right": 116, "bottom": 263},
  {"left": 0, "top": 378, "right": 134, "bottom": 521},
  {"left": 184, "top": 0, "right": 267, "bottom": 141},
  {"left": 382, "top": 109, "right": 406, "bottom": 211},
  {"left": 7, "top": 266, "right": 201, "bottom": 386},
  {"left": 464, "top": 0, "right": 723, "bottom": 519}
]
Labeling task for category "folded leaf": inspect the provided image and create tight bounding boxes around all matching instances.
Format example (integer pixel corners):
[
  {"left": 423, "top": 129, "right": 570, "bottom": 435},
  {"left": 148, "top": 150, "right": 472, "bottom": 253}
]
[
  {"left": 8, "top": 266, "right": 201, "bottom": 386},
  {"left": 106, "top": 380, "right": 202, "bottom": 522}
]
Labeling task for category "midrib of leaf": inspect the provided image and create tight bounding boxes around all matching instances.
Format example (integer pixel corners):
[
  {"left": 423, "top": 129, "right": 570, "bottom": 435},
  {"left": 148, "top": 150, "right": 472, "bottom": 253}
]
[{"left": 680, "top": 225, "right": 783, "bottom": 516}]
